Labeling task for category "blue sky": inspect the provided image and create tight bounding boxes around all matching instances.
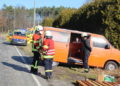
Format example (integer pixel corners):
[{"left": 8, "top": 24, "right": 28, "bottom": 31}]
[{"left": 0, "top": 0, "right": 87, "bottom": 9}]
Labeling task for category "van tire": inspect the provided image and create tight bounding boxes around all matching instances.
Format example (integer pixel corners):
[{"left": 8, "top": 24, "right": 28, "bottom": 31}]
[
  {"left": 104, "top": 61, "right": 118, "bottom": 70},
  {"left": 52, "top": 61, "right": 59, "bottom": 67}
]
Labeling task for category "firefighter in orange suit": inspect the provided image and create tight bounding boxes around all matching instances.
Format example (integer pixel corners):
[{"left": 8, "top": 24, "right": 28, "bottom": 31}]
[
  {"left": 30, "top": 26, "right": 43, "bottom": 74},
  {"left": 42, "top": 31, "right": 55, "bottom": 79}
]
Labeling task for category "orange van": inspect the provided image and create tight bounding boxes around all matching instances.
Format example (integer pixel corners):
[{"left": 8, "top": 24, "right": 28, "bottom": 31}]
[{"left": 43, "top": 27, "right": 120, "bottom": 70}]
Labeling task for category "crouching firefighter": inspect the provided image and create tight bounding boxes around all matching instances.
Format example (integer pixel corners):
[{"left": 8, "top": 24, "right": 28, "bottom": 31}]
[
  {"left": 30, "top": 26, "right": 43, "bottom": 74},
  {"left": 42, "top": 31, "right": 55, "bottom": 79}
]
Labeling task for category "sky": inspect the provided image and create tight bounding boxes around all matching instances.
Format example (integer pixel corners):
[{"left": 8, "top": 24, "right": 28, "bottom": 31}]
[{"left": 0, "top": 0, "right": 87, "bottom": 9}]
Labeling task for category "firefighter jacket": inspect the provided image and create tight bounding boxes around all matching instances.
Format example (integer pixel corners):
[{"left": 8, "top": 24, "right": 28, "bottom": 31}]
[
  {"left": 42, "top": 38, "right": 55, "bottom": 59},
  {"left": 32, "top": 33, "right": 42, "bottom": 52},
  {"left": 82, "top": 38, "right": 91, "bottom": 52}
]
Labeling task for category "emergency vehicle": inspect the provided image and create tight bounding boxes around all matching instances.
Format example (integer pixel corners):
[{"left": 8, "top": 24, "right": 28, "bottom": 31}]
[
  {"left": 43, "top": 27, "right": 120, "bottom": 70},
  {"left": 26, "top": 28, "right": 34, "bottom": 44},
  {"left": 9, "top": 29, "right": 27, "bottom": 46}
]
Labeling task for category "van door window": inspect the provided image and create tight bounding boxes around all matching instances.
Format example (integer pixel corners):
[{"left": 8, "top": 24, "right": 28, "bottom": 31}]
[
  {"left": 92, "top": 37, "right": 108, "bottom": 48},
  {"left": 49, "top": 30, "right": 70, "bottom": 43}
]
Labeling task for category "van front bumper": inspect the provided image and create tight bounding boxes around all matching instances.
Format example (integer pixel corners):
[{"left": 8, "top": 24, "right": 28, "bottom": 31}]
[
  {"left": 12, "top": 41, "right": 26, "bottom": 45},
  {"left": 11, "top": 39, "right": 27, "bottom": 46}
]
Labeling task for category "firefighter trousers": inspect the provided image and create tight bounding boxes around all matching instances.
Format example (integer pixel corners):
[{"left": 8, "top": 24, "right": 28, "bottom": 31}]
[
  {"left": 83, "top": 51, "right": 90, "bottom": 69},
  {"left": 44, "top": 58, "right": 53, "bottom": 78},
  {"left": 31, "top": 51, "right": 40, "bottom": 73}
]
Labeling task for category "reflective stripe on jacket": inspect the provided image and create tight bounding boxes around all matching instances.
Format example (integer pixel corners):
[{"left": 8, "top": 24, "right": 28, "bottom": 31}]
[
  {"left": 43, "top": 55, "right": 54, "bottom": 59},
  {"left": 43, "top": 38, "right": 55, "bottom": 58}
]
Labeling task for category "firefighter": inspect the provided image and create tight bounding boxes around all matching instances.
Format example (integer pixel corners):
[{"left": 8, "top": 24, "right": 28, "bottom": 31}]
[
  {"left": 42, "top": 31, "right": 55, "bottom": 80},
  {"left": 81, "top": 33, "right": 91, "bottom": 73},
  {"left": 30, "top": 26, "right": 43, "bottom": 74}
]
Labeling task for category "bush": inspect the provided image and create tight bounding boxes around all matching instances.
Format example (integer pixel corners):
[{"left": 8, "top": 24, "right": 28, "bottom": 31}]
[{"left": 53, "top": 0, "right": 120, "bottom": 49}]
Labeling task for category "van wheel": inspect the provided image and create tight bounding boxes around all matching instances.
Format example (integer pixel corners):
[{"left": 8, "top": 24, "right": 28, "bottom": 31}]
[
  {"left": 52, "top": 61, "right": 59, "bottom": 67},
  {"left": 104, "top": 61, "right": 118, "bottom": 70}
]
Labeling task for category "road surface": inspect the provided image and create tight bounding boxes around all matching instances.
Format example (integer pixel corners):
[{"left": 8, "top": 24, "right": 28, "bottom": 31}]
[
  {"left": 0, "top": 38, "right": 49, "bottom": 86},
  {"left": 0, "top": 37, "right": 75, "bottom": 86}
]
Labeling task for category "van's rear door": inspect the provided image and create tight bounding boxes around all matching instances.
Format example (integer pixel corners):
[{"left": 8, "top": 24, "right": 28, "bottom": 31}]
[{"left": 50, "top": 30, "right": 70, "bottom": 63}]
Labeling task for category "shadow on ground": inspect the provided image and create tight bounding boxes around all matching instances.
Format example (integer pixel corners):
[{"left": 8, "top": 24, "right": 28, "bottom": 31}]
[
  {"left": 2, "top": 42, "right": 26, "bottom": 46},
  {"left": 2, "top": 62, "right": 29, "bottom": 73},
  {"left": 2, "top": 42, "right": 12, "bottom": 45},
  {"left": 2, "top": 61, "right": 46, "bottom": 79},
  {"left": 12, "top": 56, "right": 32, "bottom": 65},
  {"left": 12, "top": 56, "right": 44, "bottom": 66},
  {"left": 58, "top": 63, "right": 94, "bottom": 70},
  {"left": 59, "top": 63, "right": 83, "bottom": 69}
]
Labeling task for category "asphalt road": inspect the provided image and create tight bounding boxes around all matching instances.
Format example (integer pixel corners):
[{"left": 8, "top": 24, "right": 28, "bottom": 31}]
[
  {"left": 0, "top": 37, "right": 75, "bottom": 86},
  {"left": 0, "top": 38, "right": 49, "bottom": 86}
]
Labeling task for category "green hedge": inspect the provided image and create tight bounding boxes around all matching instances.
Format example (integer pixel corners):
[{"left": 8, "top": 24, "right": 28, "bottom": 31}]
[
  {"left": 42, "top": 0, "right": 120, "bottom": 49},
  {"left": 53, "top": 8, "right": 77, "bottom": 28}
]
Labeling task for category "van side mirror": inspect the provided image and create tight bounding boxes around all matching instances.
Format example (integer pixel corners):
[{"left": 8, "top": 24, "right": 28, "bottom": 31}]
[{"left": 105, "top": 44, "right": 110, "bottom": 49}]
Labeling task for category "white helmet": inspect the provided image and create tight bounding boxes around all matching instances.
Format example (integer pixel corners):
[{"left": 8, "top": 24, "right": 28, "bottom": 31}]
[
  {"left": 45, "top": 31, "right": 52, "bottom": 37},
  {"left": 81, "top": 33, "right": 88, "bottom": 37},
  {"left": 35, "top": 25, "right": 43, "bottom": 31}
]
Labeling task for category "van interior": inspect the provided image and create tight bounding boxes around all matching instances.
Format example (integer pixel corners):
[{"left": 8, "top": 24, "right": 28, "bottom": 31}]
[{"left": 68, "top": 33, "right": 84, "bottom": 64}]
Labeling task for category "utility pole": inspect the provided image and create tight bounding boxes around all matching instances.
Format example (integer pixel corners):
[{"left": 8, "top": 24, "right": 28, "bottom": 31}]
[
  {"left": 37, "top": 15, "right": 39, "bottom": 25},
  {"left": 33, "top": 0, "right": 36, "bottom": 28},
  {"left": 13, "top": 7, "right": 16, "bottom": 30}
]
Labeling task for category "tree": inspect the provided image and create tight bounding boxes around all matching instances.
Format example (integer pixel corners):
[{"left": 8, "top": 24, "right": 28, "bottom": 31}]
[
  {"left": 53, "top": 8, "right": 77, "bottom": 28},
  {"left": 52, "top": 0, "right": 120, "bottom": 49},
  {"left": 42, "top": 17, "right": 54, "bottom": 27},
  {"left": 1, "top": 5, "right": 14, "bottom": 32},
  {"left": 0, "top": 5, "right": 34, "bottom": 32}
]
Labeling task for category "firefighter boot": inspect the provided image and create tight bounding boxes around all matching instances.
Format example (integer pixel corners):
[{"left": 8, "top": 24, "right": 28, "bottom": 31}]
[
  {"left": 30, "top": 67, "right": 34, "bottom": 73},
  {"left": 33, "top": 69, "right": 38, "bottom": 75},
  {"left": 81, "top": 68, "right": 89, "bottom": 73}
]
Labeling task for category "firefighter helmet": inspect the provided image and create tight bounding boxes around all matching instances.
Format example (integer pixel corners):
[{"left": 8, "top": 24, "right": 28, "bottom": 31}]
[
  {"left": 45, "top": 31, "right": 52, "bottom": 37},
  {"left": 35, "top": 25, "right": 43, "bottom": 31},
  {"left": 81, "top": 33, "right": 88, "bottom": 37}
]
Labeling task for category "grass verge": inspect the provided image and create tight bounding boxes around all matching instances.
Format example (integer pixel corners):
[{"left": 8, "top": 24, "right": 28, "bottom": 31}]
[{"left": 19, "top": 44, "right": 120, "bottom": 82}]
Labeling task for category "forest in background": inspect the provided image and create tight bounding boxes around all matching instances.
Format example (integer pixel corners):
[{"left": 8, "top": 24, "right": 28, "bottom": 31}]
[
  {"left": 42, "top": 0, "right": 120, "bottom": 49},
  {"left": 0, "top": 5, "right": 68, "bottom": 32},
  {"left": 0, "top": 0, "right": 120, "bottom": 49}
]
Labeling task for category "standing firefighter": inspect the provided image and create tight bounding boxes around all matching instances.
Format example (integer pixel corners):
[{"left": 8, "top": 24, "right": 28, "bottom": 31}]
[
  {"left": 30, "top": 26, "right": 43, "bottom": 74},
  {"left": 42, "top": 31, "right": 55, "bottom": 80},
  {"left": 81, "top": 33, "right": 91, "bottom": 73}
]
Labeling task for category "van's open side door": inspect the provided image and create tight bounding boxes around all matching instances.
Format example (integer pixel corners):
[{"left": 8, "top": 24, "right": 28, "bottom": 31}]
[{"left": 49, "top": 30, "right": 70, "bottom": 63}]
